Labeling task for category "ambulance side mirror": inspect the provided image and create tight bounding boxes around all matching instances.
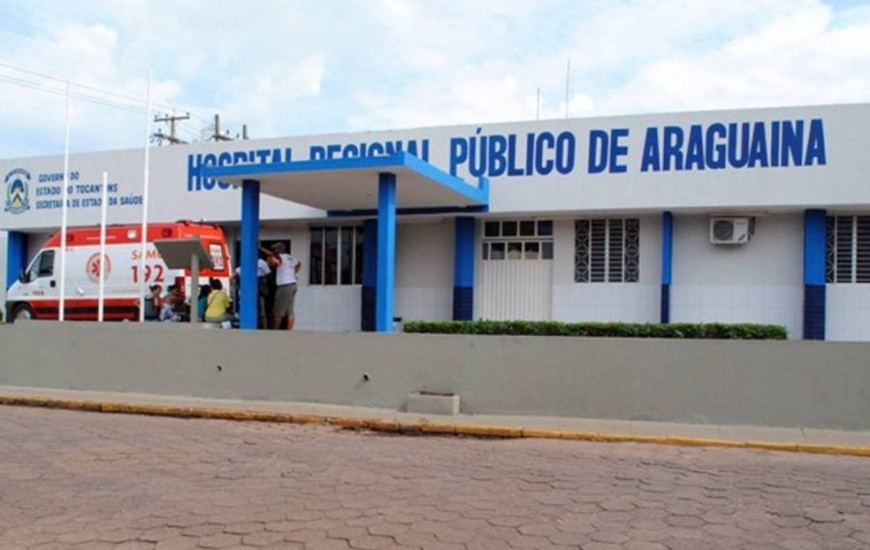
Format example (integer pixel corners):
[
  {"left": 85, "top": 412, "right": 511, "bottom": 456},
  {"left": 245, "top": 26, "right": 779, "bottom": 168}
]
[{"left": 18, "top": 269, "right": 30, "bottom": 284}]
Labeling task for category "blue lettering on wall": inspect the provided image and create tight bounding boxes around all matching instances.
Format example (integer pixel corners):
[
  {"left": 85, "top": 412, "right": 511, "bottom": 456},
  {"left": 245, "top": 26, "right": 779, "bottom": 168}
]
[
  {"left": 187, "top": 148, "right": 293, "bottom": 191},
  {"left": 588, "top": 129, "right": 627, "bottom": 174},
  {"left": 184, "top": 118, "right": 828, "bottom": 192},
  {"left": 637, "top": 118, "right": 826, "bottom": 173},
  {"left": 449, "top": 129, "right": 577, "bottom": 177},
  {"left": 309, "top": 139, "right": 430, "bottom": 161}
]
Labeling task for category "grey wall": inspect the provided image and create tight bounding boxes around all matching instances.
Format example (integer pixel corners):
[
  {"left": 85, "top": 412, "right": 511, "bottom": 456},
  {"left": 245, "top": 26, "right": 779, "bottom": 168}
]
[{"left": 2, "top": 322, "right": 869, "bottom": 431}]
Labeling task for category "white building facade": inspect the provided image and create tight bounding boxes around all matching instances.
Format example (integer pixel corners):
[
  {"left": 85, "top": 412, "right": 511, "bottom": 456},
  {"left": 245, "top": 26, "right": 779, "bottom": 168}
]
[{"left": 3, "top": 103, "right": 869, "bottom": 340}]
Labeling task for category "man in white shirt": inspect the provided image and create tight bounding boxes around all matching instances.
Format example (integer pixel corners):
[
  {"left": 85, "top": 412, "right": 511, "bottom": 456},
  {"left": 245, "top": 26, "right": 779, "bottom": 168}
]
[{"left": 260, "top": 241, "right": 302, "bottom": 330}]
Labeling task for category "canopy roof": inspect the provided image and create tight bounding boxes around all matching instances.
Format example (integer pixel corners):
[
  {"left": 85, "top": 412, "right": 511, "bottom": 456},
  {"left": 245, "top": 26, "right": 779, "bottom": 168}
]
[{"left": 202, "top": 152, "right": 488, "bottom": 213}]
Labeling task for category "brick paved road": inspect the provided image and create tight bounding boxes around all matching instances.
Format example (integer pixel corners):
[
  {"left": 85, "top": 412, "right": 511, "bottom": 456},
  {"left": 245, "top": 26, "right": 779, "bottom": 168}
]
[{"left": 1, "top": 406, "right": 869, "bottom": 550}]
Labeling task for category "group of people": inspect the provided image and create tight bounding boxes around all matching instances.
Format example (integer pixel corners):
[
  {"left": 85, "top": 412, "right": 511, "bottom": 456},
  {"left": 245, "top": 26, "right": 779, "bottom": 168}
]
[
  {"left": 142, "top": 283, "right": 185, "bottom": 322},
  {"left": 143, "top": 278, "right": 234, "bottom": 325},
  {"left": 242, "top": 241, "right": 301, "bottom": 330},
  {"left": 141, "top": 241, "right": 301, "bottom": 329}
]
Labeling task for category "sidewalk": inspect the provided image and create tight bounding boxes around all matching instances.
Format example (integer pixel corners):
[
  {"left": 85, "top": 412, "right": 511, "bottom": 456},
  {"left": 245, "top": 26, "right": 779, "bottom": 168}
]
[{"left": 1, "top": 384, "right": 869, "bottom": 457}]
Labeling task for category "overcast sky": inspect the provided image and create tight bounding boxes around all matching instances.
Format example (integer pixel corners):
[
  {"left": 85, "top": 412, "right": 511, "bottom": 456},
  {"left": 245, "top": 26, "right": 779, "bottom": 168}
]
[{"left": 1, "top": 0, "right": 868, "bottom": 158}]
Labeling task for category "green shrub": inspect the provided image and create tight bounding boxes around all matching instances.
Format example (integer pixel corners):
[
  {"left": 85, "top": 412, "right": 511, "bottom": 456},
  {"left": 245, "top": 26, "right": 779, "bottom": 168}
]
[{"left": 402, "top": 320, "right": 787, "bottom": 340}]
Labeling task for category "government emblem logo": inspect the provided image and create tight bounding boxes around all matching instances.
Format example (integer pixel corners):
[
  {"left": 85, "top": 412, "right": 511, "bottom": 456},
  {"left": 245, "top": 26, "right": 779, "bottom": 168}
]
[{"left": 4, "top": 168, "right": 31, "bottom": 214}]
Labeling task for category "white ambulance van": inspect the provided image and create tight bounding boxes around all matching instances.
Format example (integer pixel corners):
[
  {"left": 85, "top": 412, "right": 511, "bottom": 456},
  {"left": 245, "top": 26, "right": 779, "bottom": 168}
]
[{"left": 5, "top": 221, "right": 231, "bottom": 322}]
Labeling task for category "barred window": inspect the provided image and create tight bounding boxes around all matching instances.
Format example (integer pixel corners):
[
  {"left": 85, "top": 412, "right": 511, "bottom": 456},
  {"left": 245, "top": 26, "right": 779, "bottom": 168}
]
[
  {"left": 482, "top": 220, "right": 554, "bottom": 261},
  {"left": 826, "top": 215, "right": 870, "bottom": 283},
  {"left": 575, "top": 218, "right": 639, "bottom": 283},
  {"left": 309, "top": 226, "right": 363, "bottom": 285}
]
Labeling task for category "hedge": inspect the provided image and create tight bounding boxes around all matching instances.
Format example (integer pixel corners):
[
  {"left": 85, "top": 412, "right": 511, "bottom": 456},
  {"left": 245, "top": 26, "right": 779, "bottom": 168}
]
[{"left": 402, "top": 320, "right": 787, "bottom": 340}]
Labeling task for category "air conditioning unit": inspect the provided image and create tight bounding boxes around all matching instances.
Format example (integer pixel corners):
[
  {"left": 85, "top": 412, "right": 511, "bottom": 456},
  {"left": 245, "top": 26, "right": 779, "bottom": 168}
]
[{"left": 710, "top": 217, "right": 752, "bottom": 245}]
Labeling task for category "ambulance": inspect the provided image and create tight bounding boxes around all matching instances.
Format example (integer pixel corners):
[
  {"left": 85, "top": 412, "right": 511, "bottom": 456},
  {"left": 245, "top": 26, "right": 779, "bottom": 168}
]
[{"left": 5, "top": 221, "right": 232, "bottom": 322}]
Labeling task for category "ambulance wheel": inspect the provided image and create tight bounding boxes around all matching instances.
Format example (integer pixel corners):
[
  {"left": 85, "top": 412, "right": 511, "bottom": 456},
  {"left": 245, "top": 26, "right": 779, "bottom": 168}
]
[{"left": 11, "top": 304, "right": 34, "bottom": 322}]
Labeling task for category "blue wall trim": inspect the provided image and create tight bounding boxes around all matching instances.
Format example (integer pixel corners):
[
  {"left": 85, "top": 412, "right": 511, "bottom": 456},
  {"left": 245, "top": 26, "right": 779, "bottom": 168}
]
[
  {"left": 660, "top": 211, "right": 673, "bottom": 323},
  {"left": 375, "top": 173, "right": 396, "bottom": 332},
  {"left": 803, "top": 209, "right": 826, "bottom": 339},
  {"left": 240, "top": 179, "right": 260, "bottom": 330},
  {"left": 454, "top": 217, "right": 475, "bottom": 288},
  {"left": 6, "top": 231, "right": 28, "bottom": 291},
  {"left": 361, "top": 219, "right": 378, "bottom": 332},
  {"left": 453, "top": 217, "right": 476, "bottom": 321},
  {"left": 660, "top": 284, "right": 670, "bottom": 324},
  {"left": 328, "top": 205, "right": 487, "bottom": 217},
  {"left": 661, "top": 211, "right": 673, "bottom": 285},
  {"left": 453, "top": 287, "right": 474, "bottom": 321},
  {"left": 804, "top": 285, "right": 826, "bottom": 340},
  {"left": 804, "top": 209, "right": 826, "bottom": 285}
]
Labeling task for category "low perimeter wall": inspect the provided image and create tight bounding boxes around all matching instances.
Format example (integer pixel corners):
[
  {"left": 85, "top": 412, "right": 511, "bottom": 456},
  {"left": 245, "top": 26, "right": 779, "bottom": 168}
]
[{"left": 1, "top": 322, "right": 869, "bottom": 431}]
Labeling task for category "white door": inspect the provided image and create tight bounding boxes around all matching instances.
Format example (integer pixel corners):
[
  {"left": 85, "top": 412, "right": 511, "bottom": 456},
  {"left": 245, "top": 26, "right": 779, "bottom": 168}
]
[{"left": 478, "top": 220, "right": 554, "bottom": 321}]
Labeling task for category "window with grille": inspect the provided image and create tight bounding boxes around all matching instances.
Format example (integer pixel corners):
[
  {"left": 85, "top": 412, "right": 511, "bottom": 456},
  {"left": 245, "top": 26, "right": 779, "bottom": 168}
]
[
  {"left": 826, "top": 215, "right": 870, "bottom": 283},
  {"left": 481, "top": 220, "right": 554, "bottom": 261},
  {"left": 309, "top": 226, "right": 364, "bottom": 285},
  {"left": 575, "top": 218, "right": 639, "bottom": 283}
]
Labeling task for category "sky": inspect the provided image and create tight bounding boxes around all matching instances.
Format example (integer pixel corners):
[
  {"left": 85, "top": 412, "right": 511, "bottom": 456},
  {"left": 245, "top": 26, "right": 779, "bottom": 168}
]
[{"left": 1, "top": 0, "right": 869, "bottom": 159}]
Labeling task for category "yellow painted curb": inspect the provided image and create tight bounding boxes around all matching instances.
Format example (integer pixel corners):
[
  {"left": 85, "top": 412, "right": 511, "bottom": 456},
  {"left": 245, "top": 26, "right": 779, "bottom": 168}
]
[
  {"left": 292, "top": 414, "right": 326, "bottom": 424},
  {"left": 454, "top": 424, "right": 523, "bottom": 438},
  {"left": 397, "top": 421, "right": 426, "bottom": 433},
  {"left": 663, "top": 436, "right": 745, "bottom": 448},
  {"left": 329, "top": 417, "right": 369, "bottom": 429},
  {"left": 559, "top": 431, "right": 599, "bottom": 441},
  {"left": 420, "top": 423, "right": 456, "bottom": 435},
  {"left": 2, "top": 394, "right": 870, "bottom": 458},
  {"left": 522, "top": 428, "right": 567, "bottom": 439},
  {"left": 368, "top": 419, "right": 400, "bottom": 432},
  {"left": 746, "top": 441, "right": 800, "bottom": 452},
  {"left": 796, "top": 444, "right": 870, "bottom": 457}
]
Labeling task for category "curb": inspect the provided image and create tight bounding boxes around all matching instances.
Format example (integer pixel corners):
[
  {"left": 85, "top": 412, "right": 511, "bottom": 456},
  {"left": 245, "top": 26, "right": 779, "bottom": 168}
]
[{"left": 2, "top": 394, "right": 869, "bottom": 458}]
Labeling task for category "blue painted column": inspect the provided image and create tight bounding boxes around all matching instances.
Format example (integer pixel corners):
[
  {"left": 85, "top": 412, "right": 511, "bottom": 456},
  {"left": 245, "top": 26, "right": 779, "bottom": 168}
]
[
  {"left": 453, "top": 217, "right": 475, "bottom": 320},
  {"left": 361, "top": 219, "right": 378, "bottom": 331},
  {"left": 240, "top": 179, "right": 260, "bottom": 330},
  {"left": 660, "top": 211, "right": 673, "bottom": 324},
  {"left": 6, "top": 231, "right": 28, "bottom": 290},
  {"left": 803, "top": 209, "right": 826, "bottom": 340},
  {"left": 376, "top": 173, "right": 396, "bottom": 332}
]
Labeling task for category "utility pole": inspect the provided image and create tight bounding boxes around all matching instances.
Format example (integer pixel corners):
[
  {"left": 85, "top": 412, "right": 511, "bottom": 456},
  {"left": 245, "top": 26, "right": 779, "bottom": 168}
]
[
  {"left": 213, "top": 114, "right": 234, "bottom": 142},
  {"left": 152, "top": 112, "right": 190, "bottom": 145},
  {"left": 565, "top": 59, "right": 571, "bottom": 119}
]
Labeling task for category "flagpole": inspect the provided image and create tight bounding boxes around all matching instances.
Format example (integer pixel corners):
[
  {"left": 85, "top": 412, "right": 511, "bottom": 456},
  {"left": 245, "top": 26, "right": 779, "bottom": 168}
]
[
  {"left": 59, "top": 80, "right": 72, "bottom": 321},
  {"left": 138, "top": 72, "right": 152, "bottom": 322},
  {"left": 98, "top": 171, "right": 108, "bottom": 322}
]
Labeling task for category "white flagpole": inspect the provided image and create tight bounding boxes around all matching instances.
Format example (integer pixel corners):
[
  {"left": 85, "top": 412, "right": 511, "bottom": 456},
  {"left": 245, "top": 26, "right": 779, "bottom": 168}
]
[
  {"left": 98, "top": 171, "right": 108, "bottom": 322},
  {"left": 138, "top": 72, "right": 152, "bottom": 322},
  {"left": 59, "top": 80, "right": 72, "bottom": 321}
]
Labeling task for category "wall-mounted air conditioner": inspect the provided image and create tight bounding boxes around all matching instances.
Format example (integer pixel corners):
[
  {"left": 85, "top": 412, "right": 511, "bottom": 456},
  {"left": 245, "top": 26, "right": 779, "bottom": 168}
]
[{"left": 710, "top": 217, "right": 752, "bottom": 245}]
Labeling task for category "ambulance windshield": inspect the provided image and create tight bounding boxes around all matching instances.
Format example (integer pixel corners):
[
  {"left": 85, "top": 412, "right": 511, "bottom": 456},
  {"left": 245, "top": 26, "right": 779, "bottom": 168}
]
[{"left": 26, "top": 250, "right": 55, "bottom": 281}]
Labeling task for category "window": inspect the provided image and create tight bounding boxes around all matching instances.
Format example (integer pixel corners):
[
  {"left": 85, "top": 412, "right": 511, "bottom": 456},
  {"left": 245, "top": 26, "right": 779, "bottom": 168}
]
[
  {"left": 310, "top": 226, "right": 363, "bottom": 285},
  {"left": 575, "top": 218, "right": 639, "bottom": 283},
  {"left": 27, "top": 250, "right": 54, "bottom": 281},
  {"left": 482, "top": 220, "right": 554, "bottom": 261},
  {"left": 826, "top": 215, "right": 870, "bottom": 283}
]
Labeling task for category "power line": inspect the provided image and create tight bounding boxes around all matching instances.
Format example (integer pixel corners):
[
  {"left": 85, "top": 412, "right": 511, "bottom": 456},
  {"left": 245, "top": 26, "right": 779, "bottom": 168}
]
[
  {"left": 0, "top": 60, "right": 206, "bottom": 120},
  {"left": 0, "top": 62, "right": 246, "bottom": 144},
  {"left": 0, "top": 74, "right": 147, "bottom": 115}
]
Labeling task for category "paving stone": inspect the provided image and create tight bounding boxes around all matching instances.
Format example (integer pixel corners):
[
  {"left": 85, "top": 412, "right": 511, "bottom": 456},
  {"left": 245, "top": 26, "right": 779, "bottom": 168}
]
[{"left": 1, "top": 405, "right": 868, "bottom": 550}]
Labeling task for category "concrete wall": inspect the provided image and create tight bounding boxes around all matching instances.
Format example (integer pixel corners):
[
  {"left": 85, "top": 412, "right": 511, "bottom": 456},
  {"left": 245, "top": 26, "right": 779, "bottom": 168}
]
[{"left": 2, "top": 323, "right": 869, "bottom": 431}]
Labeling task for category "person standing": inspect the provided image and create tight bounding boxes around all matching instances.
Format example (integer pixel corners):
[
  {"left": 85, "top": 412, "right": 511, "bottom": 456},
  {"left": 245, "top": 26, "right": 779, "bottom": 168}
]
[{"left": 260, "top": 242, "right": 301, "bottom": 331}]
